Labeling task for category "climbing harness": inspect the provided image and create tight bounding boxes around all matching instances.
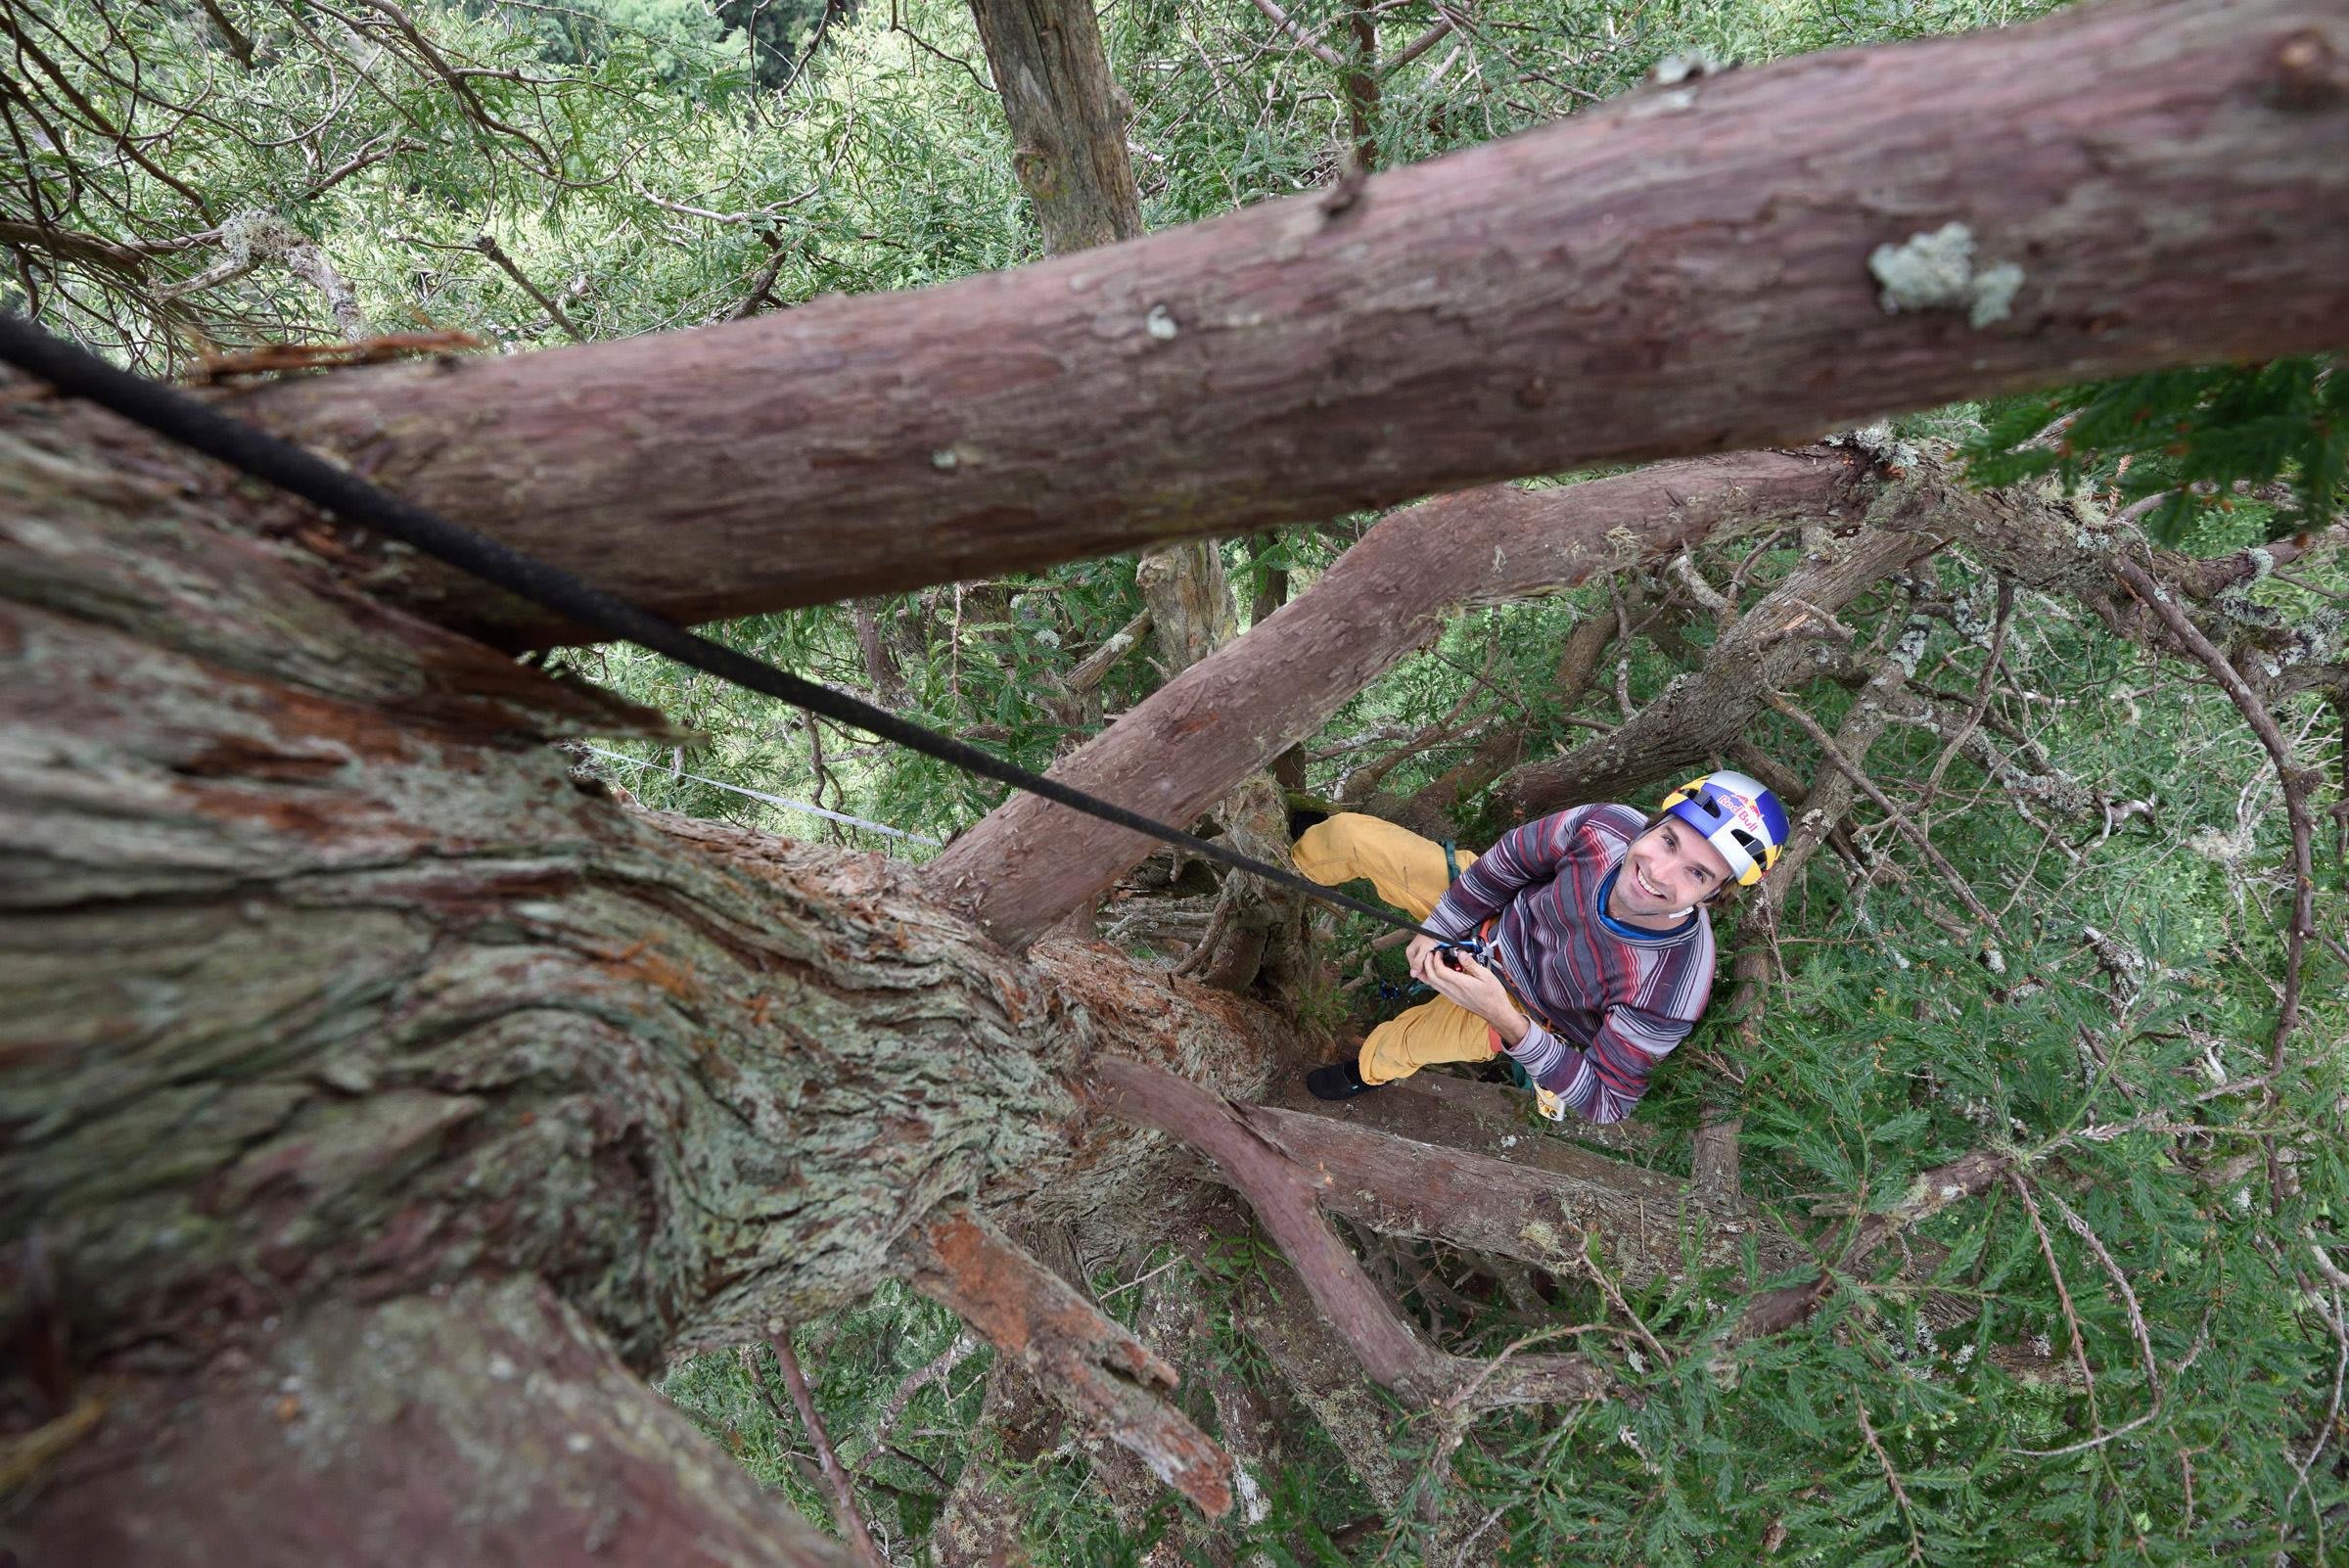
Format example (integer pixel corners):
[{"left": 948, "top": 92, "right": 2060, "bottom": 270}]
[{"left": 0, "top": 314, "right": 1469, "bottom": 948}]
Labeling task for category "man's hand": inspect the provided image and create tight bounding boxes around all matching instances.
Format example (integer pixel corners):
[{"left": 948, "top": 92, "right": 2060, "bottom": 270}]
[{"left": 1407, "top": 940, "right": 1530, "bottom": 1047}]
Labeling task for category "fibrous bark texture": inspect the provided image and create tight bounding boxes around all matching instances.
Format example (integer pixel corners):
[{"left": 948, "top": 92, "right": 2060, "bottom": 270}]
[
  {"left": 967, "top": 0, "right": 1145, "bottom": 254},
  {"left": 898, "top": 1207, "right": 1234, "bottom": 1515},
  {"left": 24, "top": 1277, "right": 852, "bottom": 1568},
  {"left": 230, "top": 0, "right": 2349, "bottom": 642},
  {"left": 0, "top": 500, "right": 1057, "bottom": 1351},
  {"left": 0, "top": 394, "right": 1291, "bottom": 1557},
  {"left": 932, "top": 451, "right": 1869, "bottom": 945}
]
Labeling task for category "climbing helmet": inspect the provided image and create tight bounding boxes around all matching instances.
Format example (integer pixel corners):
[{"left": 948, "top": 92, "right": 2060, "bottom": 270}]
[{"left": 1659, "top": 769, "right": 1788, "bottom": 888}]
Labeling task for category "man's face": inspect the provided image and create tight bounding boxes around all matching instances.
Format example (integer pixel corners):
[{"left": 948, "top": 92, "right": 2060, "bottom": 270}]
[{"left": 1619, "top": 819, "right": 1736, "bottom": 917}]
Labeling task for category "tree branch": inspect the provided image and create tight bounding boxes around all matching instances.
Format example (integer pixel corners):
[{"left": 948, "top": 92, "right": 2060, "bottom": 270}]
[
  {"left": 236, "top": 0, "right": 2349, "bottom": 640},
  {"left": 896, "top": 1206, "right": 1236, "bottom": 1516},
  {"left": 1086, "top": 1057, "right": 1615, "bottom": 1407},
  {"left": 931, "top": 450, "right": 1865, "bottom": 946},
  {"left": 475, "top": 233, "right": 585, "bottom": 344},
  {"left": 761, "top": 1336, "right": 891, "bottom": 1568},
  {"left": 1490, "top": 517, "right": 1933, "bottom": 822},
  {"left": 1762, "top": 687, "right": 2001, "bottom": 930},
  {"left": 31, "top": 1280, "right": 853, "bottom": 1568},
  {"left": 1233, "top": 1101, "right": 1815, "bottom": 1287},
  {"left": 1731, "top": 1149, "right": 2011, "bottom": 1342},
  {"left": 2110, "top": 558, "right": 2317, "bottom": 1078},
  {"left": 1246, "top": 0, "right": 1347, "bottom": 68}
]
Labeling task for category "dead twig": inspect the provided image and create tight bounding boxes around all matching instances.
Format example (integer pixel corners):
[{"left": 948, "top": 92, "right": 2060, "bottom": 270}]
[
  {"left": 474, "top": 233, "right": 585, "bottom": 343},
  {"left": 2006, "top": 1174, "right": 2104, "bottom": 1438},
  {"left": 2111, "top": 560, "right": 2316, "bottom": 1086},
  {"left": 1763, "top": 688, "right": 2002, "bottom": 933},
  {"left": 760, "top": 1335, "right": 891, "bottom": 1568},
  {"left": 1853, "top": 1397, "right": 1926, "bottom": 1566},
  {"left": 181, "top": 330, "right": 484, "bottom": 385},
  {"left": 1917, "top": 577, "right": 2014, "bottom": 824},
  {"left": 853, "top": 1332, "right": 978, "bottom": 1476}
]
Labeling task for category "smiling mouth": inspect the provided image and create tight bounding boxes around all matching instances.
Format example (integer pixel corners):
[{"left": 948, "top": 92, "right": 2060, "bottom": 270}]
[{"left": 1633, "top": 865, "right": 1667, "bottom": 899}]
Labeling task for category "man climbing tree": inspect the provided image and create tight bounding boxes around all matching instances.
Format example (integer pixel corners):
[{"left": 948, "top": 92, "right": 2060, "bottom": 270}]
[
  {"left": 1298, "top": 772, "right": 1788, "bottom": 1121},
  {"left": 5, "top": 0, "right": 2348, "bottom": 1563}
]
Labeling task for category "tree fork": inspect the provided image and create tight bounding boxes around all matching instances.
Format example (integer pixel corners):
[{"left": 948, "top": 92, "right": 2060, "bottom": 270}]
[
  {"left": 1487, "top": 516, "right": 1939, "bottom": 823},
  {"left": 230, "top": 0, "right": 2349, "bottom": 643},
  {"left": 932, "top": 449, "right": 1868, "bottom": 946},
  {"left": 1086, "top": 1058, "right": 1615, "bottom": 1407}
]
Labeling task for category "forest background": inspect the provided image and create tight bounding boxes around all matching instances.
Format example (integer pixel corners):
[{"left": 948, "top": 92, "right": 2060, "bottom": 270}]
[{"left": 5, "top": 0, "right": 2347, "bottom": 1564}]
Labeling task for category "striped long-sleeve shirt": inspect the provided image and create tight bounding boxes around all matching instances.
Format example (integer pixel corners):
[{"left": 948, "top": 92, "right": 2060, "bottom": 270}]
[{"left": 1421, "top": 804, "right": 1716, "bottom": 1124}]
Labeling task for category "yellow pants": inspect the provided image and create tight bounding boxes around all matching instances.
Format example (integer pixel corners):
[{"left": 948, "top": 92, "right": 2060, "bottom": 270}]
[{"left": 1293, "top": 813, "right": 1497, "bottom": 1085}]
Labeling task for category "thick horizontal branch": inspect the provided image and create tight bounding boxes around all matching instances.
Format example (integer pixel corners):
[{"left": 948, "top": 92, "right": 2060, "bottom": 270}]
[
  {"left": 931, "top": 450, "right": 1865, "bottom": 945},
  {"left": 897, "top": 1206, "right": 1236, "bottom": 1516},
  {"left": 235, "top": 0, "right": 2349, "bottom": 642}
]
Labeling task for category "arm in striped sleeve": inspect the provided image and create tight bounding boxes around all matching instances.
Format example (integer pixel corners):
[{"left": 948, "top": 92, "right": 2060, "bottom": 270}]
[{"left": 1500, "top": 1000, "right": 1695, "bottom": 1126}]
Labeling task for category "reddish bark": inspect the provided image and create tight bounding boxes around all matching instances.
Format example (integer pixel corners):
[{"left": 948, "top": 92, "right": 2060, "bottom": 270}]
[
  {"left": 1235, "top": 1103, "right": 1813, "bottom": 1286},
  {"left": 19, "top": 1278, "right": 851, "bottom": 1568},
  {"left": 931, "top": 450, "right": 1867, "bottom": 946},
  {"left": 1087, "top": 1057, "right": 1615, "bottom": 1407},
  {"left": 897, "top": 1206, "right": 1236, "bottom": 1516},
  {"left": 230, "top": 0, "right": 2349, "bottom": 642}
]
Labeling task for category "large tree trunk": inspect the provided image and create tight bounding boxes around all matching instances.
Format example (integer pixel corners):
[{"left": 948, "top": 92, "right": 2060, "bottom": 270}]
[
  {"left": 930, "top": 450, "right": 1871, "bottom": 945},
  {"left": 0, "top": 394, "right": 1280, "bottom": 1552},
  {"left": 27, "top": 1278, "right": 852, "bottom": 1568},
  {"left": 7, "top": 392, "right": 1832, "bottom": 1555},
  {"left": 219, "top": 0, "right": 2349, "bottom": 643}
]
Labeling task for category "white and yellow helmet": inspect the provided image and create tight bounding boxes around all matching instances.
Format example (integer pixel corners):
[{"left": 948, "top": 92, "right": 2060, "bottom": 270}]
[{"left": 1659, "top": 769, "right": 1789, "bottom": 888}]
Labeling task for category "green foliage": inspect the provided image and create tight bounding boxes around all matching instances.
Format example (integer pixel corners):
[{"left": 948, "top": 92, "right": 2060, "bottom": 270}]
[
  {"left": 661, "top": 1283, "right": 986, "bottom": 1555},
  {"left": 1965, "top": 358, "right": 2348, "bottom": 545}
]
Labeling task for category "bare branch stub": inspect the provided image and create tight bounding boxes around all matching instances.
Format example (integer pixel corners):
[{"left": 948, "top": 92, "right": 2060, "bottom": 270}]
[{"left": 896, "top": 1205, "right": 1237, "bottom": 1517}]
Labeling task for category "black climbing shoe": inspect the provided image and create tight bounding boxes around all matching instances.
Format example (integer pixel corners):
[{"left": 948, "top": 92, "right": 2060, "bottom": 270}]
[{"left": 1307, "top": 1060, "right": 1378, "bottom": 1100}]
